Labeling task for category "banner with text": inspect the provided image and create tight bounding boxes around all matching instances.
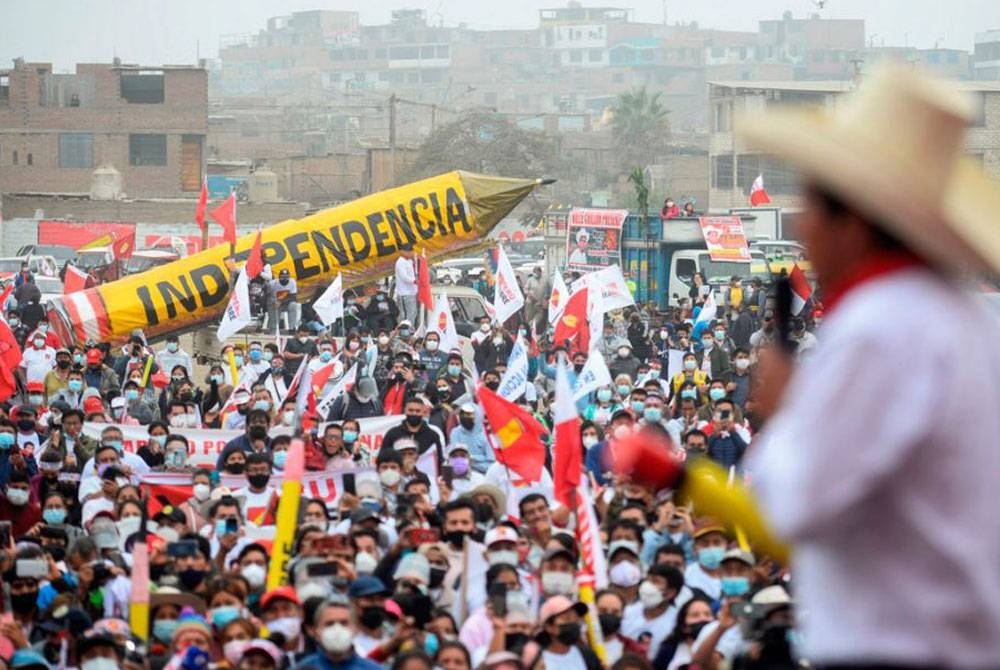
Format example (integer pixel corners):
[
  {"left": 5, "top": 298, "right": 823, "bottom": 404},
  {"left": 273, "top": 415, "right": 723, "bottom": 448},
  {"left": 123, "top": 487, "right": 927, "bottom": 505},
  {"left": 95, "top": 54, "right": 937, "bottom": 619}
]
[
  {"left": 698, "top": 216, "right": 751, "bottom": 263},
  {"left": 565, "top": 208, "right": 627, "bottom": 272}
]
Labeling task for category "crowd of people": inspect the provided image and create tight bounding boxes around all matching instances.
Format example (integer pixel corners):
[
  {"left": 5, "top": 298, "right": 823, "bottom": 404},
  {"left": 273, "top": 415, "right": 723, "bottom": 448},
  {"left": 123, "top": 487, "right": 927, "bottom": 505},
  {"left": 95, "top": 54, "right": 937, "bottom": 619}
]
[{"left": 0, "top": 248, "right": 818, "bottom": 670}]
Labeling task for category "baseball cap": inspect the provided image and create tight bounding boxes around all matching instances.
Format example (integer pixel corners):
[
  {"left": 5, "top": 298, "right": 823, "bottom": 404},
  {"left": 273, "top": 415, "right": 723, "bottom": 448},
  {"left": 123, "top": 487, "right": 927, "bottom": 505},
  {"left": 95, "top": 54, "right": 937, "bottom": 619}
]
[
  {"left": 347, "top": 575, "right": 388, "bottom": 598},
  {"left": 538, "top": 595, "right": 587, "bottom": 624},
  {"left": 752, "top": 585, "right": 791, "bottom": 607},
  {"left": 721, "top": 548, "right": 756, "bottom": 568},
  {"left": 392, "top": 552, "right": 430, "bottom": 584},
  {"left": 484, "top": 526, "right": 519, "bottom": 547},
  {"left": 349, "top": 507, "right": 379, "bottom": 525},
  {"left": 541, "top": 546, "right": 575, "bottom": 564},
  {"left": 446, "top": 442, "right": 470, "bottom": 457},
  {"left": 242, "top": 640, "right": 284, "bottom": 666},
  {"left": 692, "top": 518, "right": 727, "bottom": 540},
  {"left": 459, "top": 402, "right": 477, "bottom": 414},
  {"left": 232, "top": 389, "right": 252, "bottom": 405},
  {"left": 398, "top": 319, "right": 412, "bottom": 328},
  {"left": 260, "top": 586, "right": 301, "bottom": 611},
  {"left": 86, "top": 348, "right": 103, "bottom": 364},
  {"left": 393, "top": 437, "right": 418, "bottom": 452},
  {"left": 83, "top": 397, "right": 104, "bottom": 414},
  {"left": 607, "top": 540, "right": 640, "bottom": 561},
  {"left": 26, "top": 380, "right": 44, "bottom": 393}
]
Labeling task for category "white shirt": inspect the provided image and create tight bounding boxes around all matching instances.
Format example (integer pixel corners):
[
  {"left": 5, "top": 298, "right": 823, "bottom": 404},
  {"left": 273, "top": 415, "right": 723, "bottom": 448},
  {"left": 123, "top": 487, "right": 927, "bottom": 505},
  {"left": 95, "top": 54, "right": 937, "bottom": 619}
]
[
  {"left": 394, "top": 256, "right": 417, "bottom": 296},
  {"left": 683, "top": 562, "right": 721, "bottom": 600},
  {"left": 749, "top": 269, "right": 1000, "bottom": 667},
  {"left": 484, "top": 461, "right": 555, "bottom": 518},
  {"left": 542, "top": 645, "right": 587, "bottom": 670},
  {"left": 21, "top": 346, "right": 56, "bottom": 383},
  {"left": 621, "top": 586, "right": 693, "bottom": 660}
]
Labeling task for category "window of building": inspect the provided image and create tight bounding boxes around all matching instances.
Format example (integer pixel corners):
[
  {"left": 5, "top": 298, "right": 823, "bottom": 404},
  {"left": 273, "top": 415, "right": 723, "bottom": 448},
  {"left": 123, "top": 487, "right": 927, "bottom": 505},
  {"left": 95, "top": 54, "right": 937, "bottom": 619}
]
[
  {"left": 26, "top": 153, "right": 32, "bottom": 166},
  {"left": 129, "top": 134, "right": 167, "bottom": 166},
  {"left": 120, "top": 72, "right": 165, "bottom": 103},
  {"left": 436, "top": 45, "right": 449, "bottom": 58},
  {"left": 714, "top": 102, "right": 731, "bottom": 132},
  {"left": 12, "top": 150, "right": 18, "bottom": 165},
  {"left": 0, "top": 74, "right": 9, "bottom": 104},
  {"left": 389, "top": 46, "right": 419, "bottom": 60},
  {"left": 570, "top": 50, "right": 583, "bottom": 63},
  {"left": 421, "top": 46, "right": 435, "bottom": 59},
  {"left": 971, "top": 92, "right": 987, "bottom": 127},
  {"left": 712, "top": 155, "right": 734, "bottom": 189},
  {"left": 375, "top": 48, "right": 387, "bottom": 59},
  {"left": 59, "top": 133, "right": 93, "bottom": 168},
  {"left": 588, "top": 49, "right": 603, "bottom": 62}
]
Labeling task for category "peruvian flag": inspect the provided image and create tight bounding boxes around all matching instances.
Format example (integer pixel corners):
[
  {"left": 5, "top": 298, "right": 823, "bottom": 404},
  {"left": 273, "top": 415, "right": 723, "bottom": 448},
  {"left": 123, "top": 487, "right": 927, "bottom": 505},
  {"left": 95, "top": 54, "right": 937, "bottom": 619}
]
[
  {"left": 210, "top": 193, "right": 238, "bottom": 246},
  {"left": 789, "top": 264, "right": 812, "bottom": 315},
  {"left": 195, "top": 178, "right": 208, "bottom": 234},
  {"left": 548, "top": 271, "right": 569, "bottom": 324},
  {"left": 750, "top": 174, "right": 771, "bottom": 206},
  {"left": 110, "top": 230, "right": 136, "bottom": 260},
  {"left": 63, "top": 264, "right": 90, "bottom": 293},
  {"left": 552, "top": 360, "right": 582, "bottom": 509},
  {"left": 553, "top": 286, "right": 590, "bottom": 355},
  {"left": 0, "top": 318, "right": 21, "bottom": 402},
  {"left": 417, "top": 250, "right": 434, "bottom": 311},
  {"left": 245, "top": 228, "right": 264, "bottom": 279}
]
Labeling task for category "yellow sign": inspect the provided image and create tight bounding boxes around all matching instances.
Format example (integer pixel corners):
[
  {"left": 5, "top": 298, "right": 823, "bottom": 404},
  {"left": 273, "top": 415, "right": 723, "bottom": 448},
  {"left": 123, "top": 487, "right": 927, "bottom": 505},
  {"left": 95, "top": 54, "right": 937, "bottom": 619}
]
[{"left": 48, "top": 171, "right": 542, "bottom": 347}]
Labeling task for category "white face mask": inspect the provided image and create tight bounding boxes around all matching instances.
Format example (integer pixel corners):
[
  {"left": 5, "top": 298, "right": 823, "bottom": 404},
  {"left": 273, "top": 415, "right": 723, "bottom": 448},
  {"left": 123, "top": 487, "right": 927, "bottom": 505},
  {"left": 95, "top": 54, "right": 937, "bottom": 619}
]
[
  {"left": 480, "top": 323, "right": 491, "bottom": 333},
  {"left": 169, "top": 415, "right": 186, "bottom": 428},
  {"left": 608, "top": 560, "right": 642, "bottom": 587},
  {"left": 282, "top": 410, "right": 296, "bottom": 426},
  {"left": 240, "top": 563, "right": 267, "bottom": 589},
  {"left": 638, "top": 580, "right": 665, "bottom": 609},
  {"left": 541, "top": 571, "right": 575, "bottom": 596},
  {"left": 355, "top": 551, "right": 378, "bottom": 575},
  {"left": 192, "top": 483, "right": 211, "bottom": 502},
  {"left": 377, "top": 335, "right": 390, "bottom": 346},
  {"left": 735, "top": 358, "right": 750, "bottom": 371},
  {"left": 618, "top": 347, "right": 630, "bottom": 358},
  {"left": 82, "top": 659, "right": 120, "bottom": 670},
  {"left": 266, "top": 616, "right": 301, "bottom": 641},
  {"left": 185, "top": 413, "right": 199, "bottom": 428},
  {"left": 116, "top": 516, "right": 141, "bottom": 540},
  {"left": 582, "top": 435, "right": 599, "bottom": 449},
  {"left": 487, "top": 550, "right": 519, "bottom": 567},
  {"left": 223, "top": 640, "right": 250, "bottom": 666},
  {"left": 425, "top": 340, "right": 439, "bottom": 352},
  {"left": 5, "top": 488, "right": 29, "bottom": 506},
  {"left": 492, "top": 336, "right": 503, "bottom": 346},
  {"left": 297, "top": 581, "right": 332, "bottom": 603},
  {"left": 379, "top": 468, "right": 401, "bottom": 488},
  {"left": 321, "top": 623, "right": 354, "bottom": 654}
]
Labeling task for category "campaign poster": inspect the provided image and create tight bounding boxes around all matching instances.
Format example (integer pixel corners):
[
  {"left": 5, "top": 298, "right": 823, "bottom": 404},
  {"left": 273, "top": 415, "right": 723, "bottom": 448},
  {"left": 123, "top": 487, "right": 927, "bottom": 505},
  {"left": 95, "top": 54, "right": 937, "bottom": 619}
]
[
  {"left": 565, "top": 208, "right": 627, "bottom": 271},
  {"left": 698, "top": 216, "right": 751, "bottom": 262}
]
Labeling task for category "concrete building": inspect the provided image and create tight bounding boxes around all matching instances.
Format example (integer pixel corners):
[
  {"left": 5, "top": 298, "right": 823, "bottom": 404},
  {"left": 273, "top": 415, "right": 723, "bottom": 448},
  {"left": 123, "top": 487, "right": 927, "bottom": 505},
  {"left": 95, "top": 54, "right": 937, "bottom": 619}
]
[
  {"left": 707, "top": 79, "right": 1000, "bottom": 211},
  {"left": 975, "top": 31, "right": 1000, "bottom": 80},
  {"left": 758, "top": 12, "right": 865, "bottom": 79},
  {"left": 0, "top": 59, "right": 207, "bottom": 198}
]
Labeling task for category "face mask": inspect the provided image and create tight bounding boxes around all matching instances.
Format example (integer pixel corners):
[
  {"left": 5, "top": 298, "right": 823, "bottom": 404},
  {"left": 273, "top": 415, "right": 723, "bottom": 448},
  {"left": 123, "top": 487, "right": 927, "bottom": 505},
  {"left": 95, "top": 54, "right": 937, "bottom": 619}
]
[
  {"left": 492, "top": 336, "right": 503, "bottom": 346},
  {"left": 125, "top": 389, "right": 139, "bottom": 402},
  {"left": 209, "top": 606, "right": 242, "bottom": 629},
  {"left": 484, "top": 380, "right": 500, "bottom": 392},
  {"left": 429, "top": 566, "right": 447, "bottom": 588},
  {"left": 273, "top": 451, "right": 287, "bottom": 469},
  {"left": 166, "top": 342, "right": 179, "bottom": 353},
  {"left": 223, "top": 640, "right": 249, "bottom": 666},
  {"left": 280, "top": 410, "right": 295, "bottom": 427},
  {"left": 10, "top": 590, "right": 38, "bottom": 615},
  {"left": 249, "top": 350, "right": 261, "bottom": 362},
  {"left": 697, "top": 546, "right": 726, "bottom": 570},
  {"left": 233, "top": 355, "right": 244, "bottom": 367},
  {"left": 541, "top": 571, "right": 575, "bottom": 596},
  {"left": 714, "top": 330, "right": 726, "bottom": 340},
  {"left": 379, "top": 468, "right": 401, "bottom": 487},
  {"left": 210, "top": 373, "right": 224, "bottom": 385},
  {"left": 355, "top": 551, "right": 378, "bottom": 576},
  {"left": 248, "top": 473, "right": 271, "bottom": 489},
  {"left": 226, "top": 462, "right": 246, "bottom": 475},
  {"left": 449, "top": 456, "right": 470, "bottom": 476},
  {"left": 685, "top": 621, "right": 711, "bottom": 641},
  {"left": 56, "top": 359, "right": 70, "bottom": 370},
  {"left": 488, "top": 549, "right": 519, "bottom": 567},
  {"left": 377, "top": 335, "right": 390, "bottom": 346},
  {"left": 0, "top": 433, "right": 14, "bottom": 449},
  {"left": 28, "top": 394, "right": 44, "bottom": 406},
  {"left": 680, "top": 389, "right": 697, "bottom": 400},
  {"left": 574, "top": 363, "right": 585, "bottom": 373},
  {"left": 480, "top": 323, "right": 491, "bottom": 333},
  {"left": 720, "top": 576, "right": 751, "bottom": 597},
  {"left": 405, "top": 414, "right": 423, "bottom": 427},
  {"left": 638, "top": 580, "right": 665, "bottom": 609},
  {"left": 447, "top": 364, "right": 461, "bottom": 377},
  {"left": 153, "top": 619, "right": 179, "bottom": 644},
  {"left": 248, "top": 426, "right": 268, "bottom": 442},
  {"left": 608, "top": 560, "right": 642, "bottom": 587},
  {"left": 240, "top": 563, "right": 267, "bottom": 589},
  {"left": 649, "top": 369, "right": 661, "bottom": 379},
  {"left": 33, "top": 338, "right": 46, "bottom": 348},
  {"left": 701, "top": 339, "right": 713, "bottom": 349},
  {"left": 505, "top": 632, "right": 530, "bottom": 654},
  {"left": 618, "top": 347, "right": 630, "bottom": 358},
  {"left": 43, "top": 508, "right": 67, "bottom": 524},
  {"left": 342, "top": 430, "right": 358, "bottom": 443},
  {"left": 192, "top": 483, "right": 211, "bottom": 502},
  {"left": 421, "top": 339, "right": 439, "bottom": 352},
  {"left": 266, "top": 616, "right": 301, "bottom": 641},
  {"left": 556, "top": 621, "right": 582, "bottom": 646},
  {"left": 117, "top": 516, "right": 141, "bottom": 539},
  {"left": 321, "top": 623, "right": 354, "bottom": 654},
  {"left": 169, "top": 415, "right": 186, "bottom": 428},
  {"left": 735, "top": 358, "right": 750, "bottom": 371},
  {"left": 359, "top": 605, "right": 385, "bottom": 630},
  {"left": 684, "top": 359, "right": 696, "bottom": 371},
  {"left": 320, "top": 351, "right": 333, "bottom": 362},
  {"left": 597, "top": 388, "right": 612, "bottom": 403},
  {"left": 106, "top": 440, "right": 124, "bottom": 453},
  {"left": 6, "top": 488, "right": 29, "bottom": 506},
  {"left": 625, "top": 400, "right": 642, "bottom": 414},
  {"left": 615, "top": 383, "right": 631, "bottom": 397},
  {"left": 65, "top": 378, "right": 84, "bottom": 393},
  {"left": 643, "top": 407, "right": 662, "bottom": 423},
  {"left": 399, "top": 328, "right": 411, "bottom": 338},
  {"left": 709, "top": 388, "right": 726, "bottom": 402},
  {"left": 582, "top": 435, "right": 599, "bottom": 449},
  {"left": 599, "top": 613, "right": 622, "bottom": 637},
  {"left": 179, "top": 568, "right": 206, "bottom": 590}
]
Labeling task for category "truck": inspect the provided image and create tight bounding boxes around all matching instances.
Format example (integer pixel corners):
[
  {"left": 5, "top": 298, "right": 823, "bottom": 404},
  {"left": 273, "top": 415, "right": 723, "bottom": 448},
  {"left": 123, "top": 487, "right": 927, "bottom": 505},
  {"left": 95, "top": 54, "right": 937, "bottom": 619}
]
[{"left": 620, "top": 213, "right": 774, "bottom": 309}]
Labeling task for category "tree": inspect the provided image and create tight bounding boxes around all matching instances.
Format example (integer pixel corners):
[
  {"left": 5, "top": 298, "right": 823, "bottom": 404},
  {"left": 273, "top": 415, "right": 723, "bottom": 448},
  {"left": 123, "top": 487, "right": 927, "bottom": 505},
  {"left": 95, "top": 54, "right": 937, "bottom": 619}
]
[
  {"left": 611, "top": 87, "right": 670, "bottom": 172},
  {"left": 628, "top": 167, "right": 652, "bottom": 302}
]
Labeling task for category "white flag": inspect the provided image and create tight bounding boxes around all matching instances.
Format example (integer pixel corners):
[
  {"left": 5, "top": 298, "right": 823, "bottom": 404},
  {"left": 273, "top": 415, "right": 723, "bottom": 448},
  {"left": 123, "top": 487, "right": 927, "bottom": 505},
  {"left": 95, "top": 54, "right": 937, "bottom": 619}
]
[
  {"left": 313, "top": 273, "right": 344, "bottom": 326},
  {"left": 694, "top": 291, "right": 718, "bottom": 326},
  {"left": 429, "top": 290, "right": 460, "bottom": 354},
  {"left": 572, "top": 349, "right": 613, "bottom": 401},
  {"left": 492, "top": 246, "right": 524, "bottom": 325},
  {"left": 548, "top": 271, "right": 569, "bottom": 324},
  {"left": 217, "top": 268, "right": 252, "bottom": 342},
  {"left": 587, "top": 264, "right": 635, "bottom": 314},
  {"left": 497, "top": 336, "right": 529, "bottom": 401},
  {"left": 317, "top": 363, "right": 357, "bottom": 418}
]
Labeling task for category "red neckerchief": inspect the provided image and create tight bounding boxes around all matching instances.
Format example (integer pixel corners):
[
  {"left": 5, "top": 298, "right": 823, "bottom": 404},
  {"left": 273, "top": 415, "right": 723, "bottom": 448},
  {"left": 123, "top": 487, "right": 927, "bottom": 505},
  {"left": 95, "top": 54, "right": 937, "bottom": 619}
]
[{"left": 822, "top": 250, "right": 926, "bottom": 314}]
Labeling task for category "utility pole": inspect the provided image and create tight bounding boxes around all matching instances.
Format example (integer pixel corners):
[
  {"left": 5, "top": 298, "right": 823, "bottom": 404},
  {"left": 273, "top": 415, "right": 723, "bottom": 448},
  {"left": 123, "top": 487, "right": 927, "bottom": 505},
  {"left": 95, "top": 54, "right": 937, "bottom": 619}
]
[{"left": 388, "top": 94, "right": 397, "bottom": 186}]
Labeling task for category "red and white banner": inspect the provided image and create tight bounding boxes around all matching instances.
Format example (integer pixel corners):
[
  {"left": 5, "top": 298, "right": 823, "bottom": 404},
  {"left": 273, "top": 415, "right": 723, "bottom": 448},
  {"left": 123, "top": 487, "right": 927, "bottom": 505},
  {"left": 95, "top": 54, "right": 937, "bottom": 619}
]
[
  {"left": 493, "top": 245, "right": 525, "bottom": 325},
  {"left": 698, "top": 216, "right": 751, "bottom": 263},
  {"left": 565, "top": 208, "right": 627, "bottom": 271}
]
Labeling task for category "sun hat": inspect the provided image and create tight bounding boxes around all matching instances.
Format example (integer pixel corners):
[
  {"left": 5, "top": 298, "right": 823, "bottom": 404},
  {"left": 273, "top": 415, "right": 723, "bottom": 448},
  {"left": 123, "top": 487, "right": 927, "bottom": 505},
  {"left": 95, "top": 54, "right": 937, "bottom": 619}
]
[{"left": 738, "top": 64, "right": 1000, "bottom": 276}]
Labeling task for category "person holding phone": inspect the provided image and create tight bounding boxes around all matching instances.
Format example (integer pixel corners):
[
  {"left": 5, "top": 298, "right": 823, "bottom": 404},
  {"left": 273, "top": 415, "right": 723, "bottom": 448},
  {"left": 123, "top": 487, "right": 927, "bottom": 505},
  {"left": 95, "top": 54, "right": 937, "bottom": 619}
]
[{"left": 705, "top": 399, "right": 747, "bottom": 471}]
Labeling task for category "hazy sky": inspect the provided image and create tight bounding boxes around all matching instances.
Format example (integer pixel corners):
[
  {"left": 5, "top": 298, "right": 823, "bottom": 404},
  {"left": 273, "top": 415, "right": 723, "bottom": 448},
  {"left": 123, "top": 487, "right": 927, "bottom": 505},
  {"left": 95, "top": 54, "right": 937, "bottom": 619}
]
[{"left": 2, "top": 0, "right": 998, "bottom": 70}]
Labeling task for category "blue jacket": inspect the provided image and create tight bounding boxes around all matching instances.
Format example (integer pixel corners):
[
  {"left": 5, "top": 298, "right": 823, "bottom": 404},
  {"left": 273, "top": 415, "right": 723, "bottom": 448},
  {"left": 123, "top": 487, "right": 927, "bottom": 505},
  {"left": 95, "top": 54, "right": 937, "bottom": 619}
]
[
  {"left": 295, "top": 652, "right": 383, "bottom": 670},
  {"left": 449, "top": 421, "right": 494, "bottom": 474}
]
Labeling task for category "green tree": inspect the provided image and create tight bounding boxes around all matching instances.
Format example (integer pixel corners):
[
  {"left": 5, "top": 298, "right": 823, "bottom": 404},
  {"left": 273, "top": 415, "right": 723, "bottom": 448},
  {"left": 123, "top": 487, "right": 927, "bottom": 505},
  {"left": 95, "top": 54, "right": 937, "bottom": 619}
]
[
  {"left": 628, "top": 167, "right": 652, "bottom": 300},
  {"left": 611, "top": 87, "right": 670, "bottom": 171}
]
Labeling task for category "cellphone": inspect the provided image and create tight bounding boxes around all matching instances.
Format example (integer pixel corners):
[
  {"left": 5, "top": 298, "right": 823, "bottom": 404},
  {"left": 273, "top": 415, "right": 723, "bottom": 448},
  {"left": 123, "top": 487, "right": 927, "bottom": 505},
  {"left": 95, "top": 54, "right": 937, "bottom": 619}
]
[
  {"left": 0, "top": 521, "right": 11, "bottom": 548},
  {"left": 406, "top": 528, "right": 440, "bottom": 546},
  {"left": 440, "top": 465, "right": 454, "bottom": 486},
  {"left": 166, "top": 540, "right": 198, "bottom": 558},
  {"left": 225, "top": 518, "right": 239, "bottom": 535},
  {"left": 313, "top": 536, "right": 341, "bottom": 552},
  {"left": 16, "top": 559, "right": 49, "bottom": 579},
  {"left": 41, "top": 526, "right": 67, "bottom": 540},
  {"left": 719, "top": 409, "right": 732, "bottom": 420},
  {"left": 488, "top": 582, "right": 508, "bottom": 617},
  {"left": 342, "top": 473, "right": 356, "bottom": 497},
  {"left": 306, "top": 563, "right": 339, "bottom": 578},
  {"left": 728, "top": 601, "right": 757, "bottom": 619}
]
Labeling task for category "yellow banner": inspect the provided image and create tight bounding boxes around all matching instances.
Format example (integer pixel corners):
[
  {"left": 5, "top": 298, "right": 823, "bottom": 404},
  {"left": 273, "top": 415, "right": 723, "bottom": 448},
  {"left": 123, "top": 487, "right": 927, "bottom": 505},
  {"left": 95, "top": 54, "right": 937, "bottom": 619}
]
[{"left": 48, "top": 171, "right": 540, "bottom": 347}]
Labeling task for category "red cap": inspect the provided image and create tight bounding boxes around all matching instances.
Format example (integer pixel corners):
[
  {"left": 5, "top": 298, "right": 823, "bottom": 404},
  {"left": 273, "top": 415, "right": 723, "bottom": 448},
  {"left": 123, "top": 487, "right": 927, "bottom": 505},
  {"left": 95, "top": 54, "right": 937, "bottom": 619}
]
[
  {"left": 86, "top": 349, "right": 102, "bottom": 364},
  {"left": 260, "top": 586, "right": 300, "bottom": 611},
  {"left": 83, "top": 397, "right": 104, "bottom": 414},
  {"left": 26, "top": 381, "right": 44, "bottom": 392}
]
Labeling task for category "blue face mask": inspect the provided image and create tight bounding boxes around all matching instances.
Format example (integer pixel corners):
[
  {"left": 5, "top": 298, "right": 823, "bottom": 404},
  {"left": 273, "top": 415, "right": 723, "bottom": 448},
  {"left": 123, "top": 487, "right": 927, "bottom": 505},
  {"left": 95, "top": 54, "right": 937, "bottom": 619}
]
[
  {"left": 680, "top": 389, "right": 697, "bottom": 400},
  {"left": 211, "top": 374, "right": 224, "bottom": 385},
  {"left": 43, "top": 508, "right": 67, "bottom": 525},
  {"left": 209, "top": 606, "right": 242, "bottom": 629},
  {"left": 249, "top": 350, "right": 262, "bottom": 362},
  {"left": 320, "top": 351, "right": 333, "bottom": 362},
  {"left": 273, "top": 451, "right": 287, "bottom": 469},
  {"left": 697, "top": 546, "right": 726, "bottom": 570},
  {"left": 643, "top": 407, "right": 662, "bottom": 423},
  {"left": 151, "top": 434, "right": 167, "bottom": 447},
  {"left": 233, "top": 355, "right": 244, "bottom": 367},
  {"left": 630, "top": 400, "right": 644, "bottom": 413},
  {"left": 720, "top": 576, "right": 750, "bottom": 597},
  {"left": 153, "top": 619, "right": 179, "bottom": 644},
  {"left": 263, "top": 351, "right": 273, "bottom": 362},
  {"left": 252, "top": 400, "right": 270, "bottom": 411},
  {"left": 0, "top": 433, "right": 13, "bottom": 449},
  {"left": 597, "top": 389, "right": 613, "bottom": 403},
  {"left": 125, "top": 389, "right": 139, "bottom": 401},
  {"left": 447, "top": 364, "right": 461, "bottom": 377},
  {"left": 709, "top": 388, "right": 726, "bottom": 402},
  {"left": 617, "top": 384, "right": 631, "bottom": 396},
  {"left": 342, "top": 430, "right": 358, "bottom": 444},
  {"left": 68, "top": 379, "right": 83, "bottom": 393},
  {"left": 105, "top": 440, "right": 124, "bottom": 453}
]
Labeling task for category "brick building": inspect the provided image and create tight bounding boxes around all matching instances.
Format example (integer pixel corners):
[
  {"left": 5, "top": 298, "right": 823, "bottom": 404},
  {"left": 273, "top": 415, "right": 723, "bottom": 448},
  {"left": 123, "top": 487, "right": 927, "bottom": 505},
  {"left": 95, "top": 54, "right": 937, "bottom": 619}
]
[{"left": 0, "top": 59, "right": 207, "bottom": 198}]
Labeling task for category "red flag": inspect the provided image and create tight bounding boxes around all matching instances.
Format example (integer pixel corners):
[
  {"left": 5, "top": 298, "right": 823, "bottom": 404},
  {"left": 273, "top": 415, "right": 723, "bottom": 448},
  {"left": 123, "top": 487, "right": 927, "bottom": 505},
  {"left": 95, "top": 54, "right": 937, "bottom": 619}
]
[
  {"left": 789, "top": 264, "right": 813, "bottom": 315},
  {"left": 749, "top": 174, "right": 771, "bottom": 206},
  {"left": 417, "top": 251, "right": 433, "bottom": 311},
  {"left": 0, "top": 320, "right": 22, "bottom": 402},
  {"left": 476, "top": 385, "right": 548, "bottom": 482},
  {"left": 311, "top": 359, "right": 338, "bottom": 395},
  {"left": 553, "top": 286, "right": 590, "bottom": 355},
  {"left": 246, "top": 229, "right": 264, "bottom": 279},
  {"left": 110, "top": 230, "right": 135, "bottom": 260},
  {"left": 210, "top": 194, "right": 238, "bottom": 246},
  {"left": 63, "top": 264, "right": 90, "bottom": 293},
  {"left": 0, "top": 283, "right": 13, "bottom": 311},
  {"left": 552, "top": 361, "right": 582, "bottom": 508},
  {"left": 195, "top": 178, "right": 208, "bottom": 233}
]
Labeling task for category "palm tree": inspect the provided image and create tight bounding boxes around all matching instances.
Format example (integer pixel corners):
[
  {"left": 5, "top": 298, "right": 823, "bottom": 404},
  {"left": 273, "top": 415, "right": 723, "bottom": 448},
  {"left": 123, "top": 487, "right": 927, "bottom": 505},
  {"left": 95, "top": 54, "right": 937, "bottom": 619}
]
[
  {"left": 628, "top": 167, "right": 652, "bottom": 300},
  {"left": 611, "top": 87, "right": 670, "bottom": 171}
]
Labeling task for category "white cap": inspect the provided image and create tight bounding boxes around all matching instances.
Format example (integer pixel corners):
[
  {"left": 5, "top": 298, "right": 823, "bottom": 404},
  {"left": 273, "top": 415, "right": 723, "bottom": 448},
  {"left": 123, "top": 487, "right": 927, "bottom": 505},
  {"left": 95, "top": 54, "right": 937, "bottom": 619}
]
[{"left": 484, "top": 526, "right": 519, "bottom": 547}]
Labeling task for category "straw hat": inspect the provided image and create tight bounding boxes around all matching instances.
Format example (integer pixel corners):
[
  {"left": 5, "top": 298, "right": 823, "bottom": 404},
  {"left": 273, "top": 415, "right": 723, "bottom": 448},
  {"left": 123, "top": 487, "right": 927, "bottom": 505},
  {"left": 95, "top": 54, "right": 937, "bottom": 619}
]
[{"left": 737, "top": 64, "right": 1000, "bottom": 276}]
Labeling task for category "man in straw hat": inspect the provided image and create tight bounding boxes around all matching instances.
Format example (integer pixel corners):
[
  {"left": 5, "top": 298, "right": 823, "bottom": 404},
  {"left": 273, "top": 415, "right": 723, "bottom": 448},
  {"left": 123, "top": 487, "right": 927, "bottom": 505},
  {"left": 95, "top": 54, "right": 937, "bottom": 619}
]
[{"left": 744, "top": 65, "right": 1000, "bottom": 667}]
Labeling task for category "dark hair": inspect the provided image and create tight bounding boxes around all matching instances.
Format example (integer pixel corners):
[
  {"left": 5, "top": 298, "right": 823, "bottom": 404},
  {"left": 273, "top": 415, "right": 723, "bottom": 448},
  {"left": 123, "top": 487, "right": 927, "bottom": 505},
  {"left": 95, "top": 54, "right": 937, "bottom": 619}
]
[
  {"left": 61, "top": 409, "right": 84, "bottom": 424},
  {"left": 246, "top": 452, "right": 271, "bottom": 468},
  {"left": 246, "top": 409, "right": 270, "bottom": 424},
  {"left": 647, "top": 563, "right": 685, "bottom": 592},
  {"left": 391, "top": 650, "right": 434, "bottom": 670},
  {"left": 517, "top": 493, "right": 547, "bottom": 516},
  {"left": 430, "top": 608, "right": 458, "bottom": 635},
  {"left": 654, "top": 543, "right": 687, "bottom": 564},
  {"left": 485, "top": 562, "right": 519, "bottom": 587},
  {"left": 179, "top": 532, "right": 211, "bottom": 561},
  {"left": 607, "top": 520, "right": 643, "bottom": 544},
  {"left": 444, "top": 498, "right": 477, "bottom": 520},
  {"left": 404, "top": 473, "right": 430, "bottom": 491},
  {"left": 612, "top": 652, "right": 654, "bottom": 670}
]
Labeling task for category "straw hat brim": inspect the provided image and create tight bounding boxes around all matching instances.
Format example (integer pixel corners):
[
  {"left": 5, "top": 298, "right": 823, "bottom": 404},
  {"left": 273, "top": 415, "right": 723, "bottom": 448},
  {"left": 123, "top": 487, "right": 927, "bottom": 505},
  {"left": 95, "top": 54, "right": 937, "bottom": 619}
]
[{"left": 738, "top": 109, "right": 1000, "bottom": 276}]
